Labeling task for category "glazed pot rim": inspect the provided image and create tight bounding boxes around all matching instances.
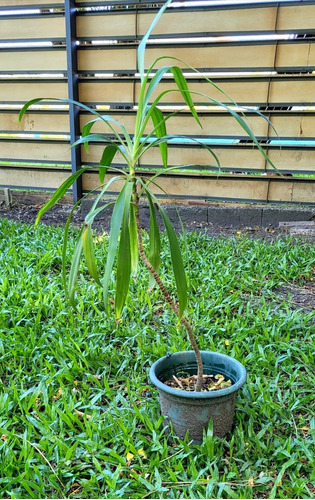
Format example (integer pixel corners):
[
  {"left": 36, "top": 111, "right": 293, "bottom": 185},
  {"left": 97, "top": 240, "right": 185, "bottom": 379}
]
[{"left": 149, "top": 350, "right": 247, "bottom": 399}]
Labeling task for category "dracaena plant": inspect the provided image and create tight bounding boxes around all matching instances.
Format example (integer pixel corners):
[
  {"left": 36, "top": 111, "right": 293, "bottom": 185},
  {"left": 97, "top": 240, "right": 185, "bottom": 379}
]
[{"left": 19, "top": 0, "right": 276, "bottom": 392}]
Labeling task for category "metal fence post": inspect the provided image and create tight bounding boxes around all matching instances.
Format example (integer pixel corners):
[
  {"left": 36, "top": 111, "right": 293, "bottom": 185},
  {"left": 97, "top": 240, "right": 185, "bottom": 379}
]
[{"left": 65, "top": 0, "right": 82, "bottom": 203}]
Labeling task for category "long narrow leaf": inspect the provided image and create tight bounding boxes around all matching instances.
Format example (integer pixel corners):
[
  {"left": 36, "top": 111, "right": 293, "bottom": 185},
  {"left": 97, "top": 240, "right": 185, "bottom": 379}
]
[
  {"left": 150, "top": 107, "right": 168, "bottom": 168},
  {"left": 137, "top": 0, "right": 173, "bottom": 82},
  {"left": 102, "top": 182, "right": 133, "bottom": 312},
  {"left": 146, "top": 190, "right": 161, "bottom": 290},
  {"left": 34, "top": 168, "right": 89, "bottom": 229},
  {"left": 138, "top": 134, "right": 221, "bottom": 171},
  {"left": 129, "top": 203, "right": 139, "bottom": 277},
  {"left": 143, "top": 65, "right": 173, "bottom": 109},
  {"left": 84, "top": 175, "right": 124, "bottom": 225},
  {"left": 115, "top": 188, "right": 133, "bottom": 320},
  {"left": 82, "top": 115, "right": 133, "bottom": 152},
  {"left": 159, "top": 206, "right": 187, "bottom": 319},
  {"left": 170, "top": 66, "right": 201, "bottom": 127},
  {"left": 82, "top": 224, "right": 101, "bottom": 285},
  {"left": 19, "top": 97, "right": 132, "bottom": 154},
  {"left": 99, "top": 144, "right": 120, "bottom": 184}
]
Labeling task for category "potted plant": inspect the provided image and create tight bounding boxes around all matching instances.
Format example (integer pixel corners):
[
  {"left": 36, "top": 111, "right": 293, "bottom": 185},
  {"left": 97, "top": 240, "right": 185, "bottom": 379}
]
[{"left": 19, "top": 0, "right": 275, "bottom": 443}]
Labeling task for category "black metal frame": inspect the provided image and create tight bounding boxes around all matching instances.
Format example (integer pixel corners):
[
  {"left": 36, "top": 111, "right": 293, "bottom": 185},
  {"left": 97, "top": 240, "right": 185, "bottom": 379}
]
[{"left": 65, "top": 0, "right": 82, "bottom": 202}]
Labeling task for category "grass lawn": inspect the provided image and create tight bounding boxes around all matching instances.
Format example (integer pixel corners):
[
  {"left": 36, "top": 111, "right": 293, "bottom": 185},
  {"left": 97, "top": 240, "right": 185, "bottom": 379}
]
[{"left": 0, "top": 216, "right": 314, "bottom": 499}]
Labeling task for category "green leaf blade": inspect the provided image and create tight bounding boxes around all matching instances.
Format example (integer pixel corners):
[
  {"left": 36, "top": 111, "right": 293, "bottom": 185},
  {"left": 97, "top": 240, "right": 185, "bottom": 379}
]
[
  {"left": 159, "top": 207, "right": 187, "bottom": 319},
  {"left": 102, "top": 182, "right": 133, "bottom": 313},
  {"left": 129, "top": 203, "right": 139, "bottom": 277},
  {"left": 147, "top": 191, "right": 161, "bottom": 290},
  {"left": 150, "top": 106, "right": 168, "bottom": 168},
  {"left": 34, "top": 168, "right": 88, "bottom": 229},
  {"left": 115, "top": 199, "right": 132, "bottom": 321}
]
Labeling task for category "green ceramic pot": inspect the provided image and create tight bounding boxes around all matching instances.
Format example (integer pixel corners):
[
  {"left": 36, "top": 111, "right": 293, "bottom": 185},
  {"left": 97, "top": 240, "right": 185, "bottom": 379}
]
[{"left": 150, "top": 351, "right": 246, "bottom": 444}]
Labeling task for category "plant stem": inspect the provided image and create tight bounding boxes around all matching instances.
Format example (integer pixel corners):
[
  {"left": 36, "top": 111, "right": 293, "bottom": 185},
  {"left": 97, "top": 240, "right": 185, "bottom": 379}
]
[{"left": 134, "top": 196, "right": 204, "bottom": 391}]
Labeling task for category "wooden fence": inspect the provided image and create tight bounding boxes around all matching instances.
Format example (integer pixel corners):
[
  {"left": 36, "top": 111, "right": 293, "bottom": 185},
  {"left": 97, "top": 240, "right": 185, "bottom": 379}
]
[{"left": 0, "top": 0, "right": 315, "bottom": 204}]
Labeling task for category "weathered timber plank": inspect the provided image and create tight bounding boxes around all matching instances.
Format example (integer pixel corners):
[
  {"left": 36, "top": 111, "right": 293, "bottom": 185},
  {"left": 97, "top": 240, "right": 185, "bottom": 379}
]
[
  {"left": 0, "top": 50, "right": 67, "bottom": 72},
  {"left": 0, "top": 16, "right": 65, "bottom": 40}
]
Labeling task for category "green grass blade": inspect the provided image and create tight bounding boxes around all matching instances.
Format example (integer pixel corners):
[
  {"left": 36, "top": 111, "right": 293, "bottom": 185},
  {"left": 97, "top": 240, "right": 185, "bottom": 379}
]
[
  {"left": 68, "top": 232, "right": 83, "bottom": 306},
  {"left": 62, "top": 199, "right": 82, "bottom": 297},
  {"left": 159, "top": 205, "right": 187, "bottom": 319},
  {"left": 82, "top": 223, "right": 101, "bottom": 286}
]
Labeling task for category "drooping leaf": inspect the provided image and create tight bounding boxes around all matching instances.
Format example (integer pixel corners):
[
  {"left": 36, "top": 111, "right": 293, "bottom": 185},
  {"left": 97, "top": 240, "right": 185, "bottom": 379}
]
[
  {"left": 143, "top": 65, "right": 173, "bottom": 109},
  {"left": 82, "top": 224, "right": 101, "bottom": 285},
  {"left": 99, "top": 144, "right": 119, "bottom": 184},
  {"left": 170, "top": 66, "right": 201, "bottom": 127},
  {"left": 34, "top": 168, "right": 88, "bottom": 229},
  {"left": 159, "top": 206, "right": 187, "bottom": 319},
  {"left": 147, "top": 190, "right": 161, "bottom": 290},
  {"left": 129, "top": 203, "right": 139, "bottom": 277},
  {"left": 150, "top": 106, "right": 168, "bottom": 168},
  {"left": 102, "top": 182, "right": 133, "bottom": 312},
  {"left": 83, "top": 175, "right": 125, "bottom": 225},
  {"left": 115, "top": 191, "right": 132, "bottom": 320}
]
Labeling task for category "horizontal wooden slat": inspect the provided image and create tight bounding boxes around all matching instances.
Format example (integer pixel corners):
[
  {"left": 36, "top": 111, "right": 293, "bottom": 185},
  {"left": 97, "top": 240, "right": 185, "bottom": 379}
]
[
  {"left": 78, "top": 49, "right": 137, "bottom": 72},
  {"left": 0, "top": 16, "right": 65, "bottom": 40},
  {"left": 81, "top": 112, "right": 270, "bottom": 138},
  {"left": 0, "top": 141, "right": 70, "bottom": 161},
  {"left": 268, "top": 148, "right": 315, "bottom": 172},
  {"left": 77, "top": 12, "right": 136, "bottom": 38},
  {"left": 4, "top": 110, "right": 315, "bottom": 140},
  {"left": 1, "top": 112, "right": 70, "bottom": 133},
  {"left": 80, "top": 142, "right": 315, "bottom": 173},
  {"left": 0, "top": 0, "right": 57, "bottom": 4},
  {"left": 79, "top": 81, "right": 134, "bottom": 104},
  {"left": 137, "top": 7, "right": 278, "bottom": 36},
  {"left": 269, "top": 114, "right": 315, "bottom": 139},
  {"left": 0, "top": 167, "right": 70, "bottom": 190},
  {"left": 81, "top": 171, "right": 315, "bottom": 204},
  {"left": 5, "top": 78, "right": 300, "bottom": 108},
  {"left": 78, "top": 42, "right": 315, "bottom": 72},
  {"left": 134, "top": 78, "right": 314, "bottom": 106},
  {"left": 277, "top": 4, "right": 315, "bottom": 31},
  {"left": 276, "top": 42, "right": 315, "bottom": 69},
  {"left": 0, "top": 82, "right": 68, "bottom": 102},
  {"left": 77, "top": 4, "right": 315, "bottom": 38},
  {"left": 0, "top": 50, "right": 66, "bottom": 72},
  {"left": 1, "top": 165, "right": 314, "bottom": 203}
]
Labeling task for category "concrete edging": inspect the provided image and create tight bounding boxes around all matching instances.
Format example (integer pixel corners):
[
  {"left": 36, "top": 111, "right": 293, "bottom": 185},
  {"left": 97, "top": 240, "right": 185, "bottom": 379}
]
[{"left": 80, "top": 198, "right": 315, "bottom": 229}]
